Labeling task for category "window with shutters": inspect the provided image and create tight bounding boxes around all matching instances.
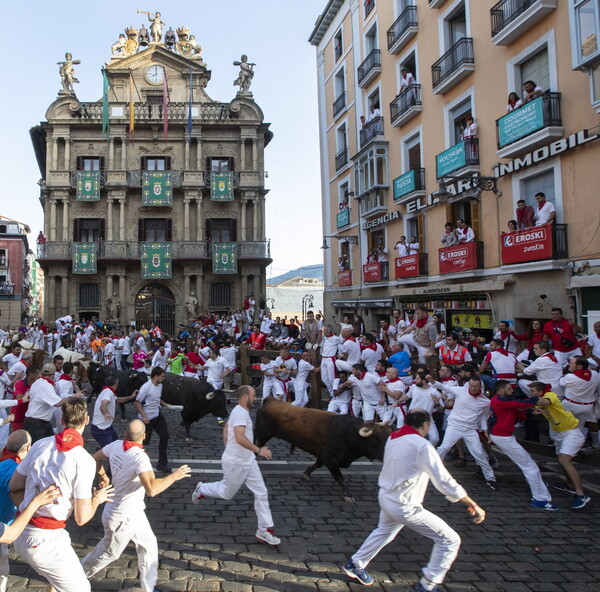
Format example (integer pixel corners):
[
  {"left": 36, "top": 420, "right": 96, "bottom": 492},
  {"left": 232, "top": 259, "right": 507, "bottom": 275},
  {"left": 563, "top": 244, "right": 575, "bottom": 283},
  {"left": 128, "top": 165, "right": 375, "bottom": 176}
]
[
  {"left": 79, "top": 283, "right": 100, "bottom": 308},
  {"left": 446, "top": 201, "right": 479, "bottom": 240},
  {"left": 210, "top": 282, "right": 232, "bottom": 307},
  {"left": 76, "top": 157, "right": 103, "bottom": 171},
  {"left": 73, "top": 219, "right": 104, "bottom": 243},
  {"left": 141, "top": 157, "right": 171, "bottom": 171},
  {"left": 520, "top": 49, "right": 550, "bottom": 93},
  {"left": 405, "top": 213, "right": 425, "bottom": 252},
  {"left": 205, "top": 219, "right": 237, "bottom": 242},
  {"left": 138, "top": 219, "right": 172, "bottom": 242}
]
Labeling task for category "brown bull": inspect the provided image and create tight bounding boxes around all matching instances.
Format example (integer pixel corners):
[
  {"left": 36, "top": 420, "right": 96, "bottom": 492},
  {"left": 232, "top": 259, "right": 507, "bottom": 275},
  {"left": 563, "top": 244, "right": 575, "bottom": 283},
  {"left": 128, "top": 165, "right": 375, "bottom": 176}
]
[{"left": 254, "top": 397, "right": 391, "bottom": 501}]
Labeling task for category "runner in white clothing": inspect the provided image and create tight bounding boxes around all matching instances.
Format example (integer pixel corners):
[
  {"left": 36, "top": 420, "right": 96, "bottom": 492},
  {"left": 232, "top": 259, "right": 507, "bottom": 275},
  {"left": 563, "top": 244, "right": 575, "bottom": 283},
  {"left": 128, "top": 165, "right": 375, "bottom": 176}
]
[
  {"left": 342, "top": 409, "right": 485, "bottom": 590},
  {"left": 292, "top": 352, "right": 319, "bottom": 407},
  {"left": 191, "top": 385, "right": 281, "bottom": 546},
  {"left": 517, "top": 342, "right": 564, "bottom": 396},
  {"left": 405, "top": 373, "right": 444, "bottom": 445},
  {"left": 341, "top": 364, "right": 385, "bottom": 422},
  {"left": 320, "top": 325, "right": 343, "bottom": 397}
]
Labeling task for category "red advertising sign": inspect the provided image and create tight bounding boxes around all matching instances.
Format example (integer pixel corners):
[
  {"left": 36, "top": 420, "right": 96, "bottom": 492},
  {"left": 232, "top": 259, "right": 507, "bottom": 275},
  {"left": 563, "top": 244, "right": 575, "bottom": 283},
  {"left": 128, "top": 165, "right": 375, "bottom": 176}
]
[
  {"left": 338, "top": 270, "right": 352, "bottom": 286},
  {"left": 395, "top": 255, "right": 420, "bottom": 278},
  {"left": 501, "top": 224, "right": 553, "bottom": 264},
  {"left": 439, "top": 242, "right": 478, "bottom": 274},
  {"left": 363, "top": 263, "right": 381, "bottom": 282}
]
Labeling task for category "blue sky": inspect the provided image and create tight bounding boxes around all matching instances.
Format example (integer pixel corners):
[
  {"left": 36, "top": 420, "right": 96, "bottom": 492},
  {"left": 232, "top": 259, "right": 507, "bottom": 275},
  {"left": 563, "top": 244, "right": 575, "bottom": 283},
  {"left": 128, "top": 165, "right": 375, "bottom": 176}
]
[{"left": 1, "top": 0, "right": 325, "bottom": 277}]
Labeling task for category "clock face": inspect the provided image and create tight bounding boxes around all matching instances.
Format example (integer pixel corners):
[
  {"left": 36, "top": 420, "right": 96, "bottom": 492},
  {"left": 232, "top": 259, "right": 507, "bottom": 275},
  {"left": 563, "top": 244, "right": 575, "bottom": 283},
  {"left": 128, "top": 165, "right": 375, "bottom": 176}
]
[{"left": 146, "top": 65, "right": 165, "bottom": 85}]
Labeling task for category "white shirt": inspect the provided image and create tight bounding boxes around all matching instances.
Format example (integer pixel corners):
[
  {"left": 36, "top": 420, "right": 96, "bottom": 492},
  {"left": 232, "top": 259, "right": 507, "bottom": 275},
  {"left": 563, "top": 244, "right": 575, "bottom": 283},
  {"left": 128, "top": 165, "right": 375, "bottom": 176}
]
[
  {"left": 408, "top": 242, "right": 419, "bottom": 255},
  {"left": 395, "top": 242, "right": 408, "bottom": 257},
  {"left": 559, "top": 371, "right": 600, "bottom": 404},
  {"left": 407, "top": 384, "right": 441, "bottom": 415},
  {"left": 341, "top": 338, "right": 361, "bottom": 365},
  {"left": 361, "top": 344, "right": 384, "bottom": 374},
  {"left": 55, "top": 377, "right": 75, "bottom": 399},
  {"left": 523, "top": 353, "right": 563, "bottom": 388},
  {"left": 2, "top": 353, "right": 21, "bottom": 370},
  {"left": 321, "top": 334, "right": 342, "bottom": 357},
  {"left": 589, "top": 332, "right": 600, "bottom": 358},
  {"left": 348, "top": 372, "right": 382, "bottom": 405},
  {"left": 378, "top": 433, "right": 466, "bottom": 506},
  {"left": 274, "top": 355, "right": 297, "bottom": 380},
  {"left": 260, "top": 362, "right": 277, "bottom": 385},
  {"left": 462, "top": 122, "right": 478, "bottom": 139},
  {"left": 101, "top": 440, "right": 153, "bottom": 514},
  {"left": 93, "top": 387, "right": 116, "bottom": 429},
  {"left": 482, "top": 350, "right": 517, "bottom": 381},
  {"left": 224, "top": 405, "right": 254, "bottom": 464},
  {"left": 295, "top": 359, "right": 315, "bottom": 384},
  {"left": 204, "top": 357, "right": 227, "bottom": 384},
  {"left": 219, "top": 346, "right": 238, "bottom": 370},
  {"left": 26, "top": 378, "right": 61, "bottom": 422},
  {"left": 17, "top": 435, "right": 96, "bottom": 522},
  {"left": 122, "top": 336, "right": 132, "bottom": 355},
  {"left": 136, "top": 381, "right": 163, "bottom": 420},
  {"left": 436, "top": 383, "right": 490, "bottom": 430},
  {"left": 104, "top": 342, "right": 115, "bottom": 364},
  {"left": 368, "top": 107, "right": 382, "bottom": 121},
  {"left": 151, "top": 350, "right": 169, "bottom": 369},
  {"left": 136, "top": 336, "right": 147, "bottom": 352},
  {"left": 7, "top": 360, "right": 27, "bottom": 377},
  {"left": 534, "top": 201, "right": 556, "bottom": 226},
  {"left": 332, "top": 378, "right": 351, "bottom": 403},
  {"left": 399, "top": 72, "right": 415, "bottom": 92},
  {"left": 260, "top": 317, "right": 274, "bottom": 335},
  {"left": 456, "top": 226, "right": 475, "bottom": 243},
  {"left": 383, "top": 379, "right": 406, "bottom": 405}
]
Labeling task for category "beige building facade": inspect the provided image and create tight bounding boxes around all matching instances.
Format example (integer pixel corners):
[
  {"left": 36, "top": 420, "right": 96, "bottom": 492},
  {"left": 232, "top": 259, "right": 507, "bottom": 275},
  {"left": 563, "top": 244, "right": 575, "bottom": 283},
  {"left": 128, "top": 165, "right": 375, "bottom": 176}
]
[
  {"left": 310, "top": 0, "right": 600, "bottom": 337},
  {"left": 33, "top": 18, "right": 272, "bottom": 334}
]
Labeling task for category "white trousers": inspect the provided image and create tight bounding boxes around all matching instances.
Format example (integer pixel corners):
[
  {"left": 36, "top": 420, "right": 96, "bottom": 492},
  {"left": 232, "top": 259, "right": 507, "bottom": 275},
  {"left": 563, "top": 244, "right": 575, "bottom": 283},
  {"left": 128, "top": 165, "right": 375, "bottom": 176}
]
[
  {"left": 0, "top": 543, "right": 8, "bottom": 592},
  {"left": 490, "top": 435, "right": 551, "bottom": 501},
  {"left": 362, "top": 402, "right": 388, "bottom": 423},
  {"left": 262, "top": 380, "right": 284, "bottom": 401},
  {"left": 555, "top": 348, "right": 582, "bottom": 369},
  {"left": 201, "top": 457, "right": 274, "bottom": 530},
  {"left": 292, "top": 380, "right": 309, "bottom": 407},
  {"left": 352, "top": 398, "right": 363, "bottom": 417},
  {"left": 81, "top": 509, "right": 158, "bottom": 592},
  {"left": 321, "top": 358, "right": 336, "bottom": 395},
  {"left": 14, "top": 527, "right": 90, "bottom": 592},
  {"left": 352, "top": 492, "right": 461, "bottom": 585},
  {"left": 398, "top": 334, "right": 430, "bottom": 363},
  {"left": 438, "top": 425, "right": 494, "bottom": 481},
  {"left": 562, "top": 400, "right": 597, "bottom": 428},
  {"left": 184, "top": 371, "right": 199, "bottom": 379},
  {"left": 327, "top": 398, "right": 349, "bottom": 414}
]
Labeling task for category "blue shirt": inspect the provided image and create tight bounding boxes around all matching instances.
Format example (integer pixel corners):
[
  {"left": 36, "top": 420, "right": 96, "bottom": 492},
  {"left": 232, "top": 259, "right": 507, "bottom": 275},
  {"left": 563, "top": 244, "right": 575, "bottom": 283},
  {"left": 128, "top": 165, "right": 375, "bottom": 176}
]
[
  {"left": 388, "top": 351, "right": 411, "bottom": 377},
  {"left": 0, "top": 458, "right": 19, "bottom": 525}
]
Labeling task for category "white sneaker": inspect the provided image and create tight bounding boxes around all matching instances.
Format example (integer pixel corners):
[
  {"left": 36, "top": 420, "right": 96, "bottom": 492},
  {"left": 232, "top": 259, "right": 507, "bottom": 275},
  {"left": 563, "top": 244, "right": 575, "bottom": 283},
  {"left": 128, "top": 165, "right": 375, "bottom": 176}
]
[
  {"left": 255, "top": 527, "right": 281, "bottom": 545},
  {"left": 191, "top": 481, "right": 204, "bottom": 505}
]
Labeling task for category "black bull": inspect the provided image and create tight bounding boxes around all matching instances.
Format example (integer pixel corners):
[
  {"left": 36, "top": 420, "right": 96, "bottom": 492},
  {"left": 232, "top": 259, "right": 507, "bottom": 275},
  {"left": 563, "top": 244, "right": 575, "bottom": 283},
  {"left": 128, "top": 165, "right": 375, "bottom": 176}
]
[
  {"left": 89, "top": 366, "right": 228, "bottom": 440},
  {"left": 255, "top": 397, "right": 391, "bottom": 501}
]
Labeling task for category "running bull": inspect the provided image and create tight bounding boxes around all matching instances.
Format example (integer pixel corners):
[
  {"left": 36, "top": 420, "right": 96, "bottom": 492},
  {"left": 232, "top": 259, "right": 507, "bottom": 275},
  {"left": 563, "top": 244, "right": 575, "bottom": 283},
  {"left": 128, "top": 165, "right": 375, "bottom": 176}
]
[{"left": 255, "top": 397, "right": 391, "bottom": 501}]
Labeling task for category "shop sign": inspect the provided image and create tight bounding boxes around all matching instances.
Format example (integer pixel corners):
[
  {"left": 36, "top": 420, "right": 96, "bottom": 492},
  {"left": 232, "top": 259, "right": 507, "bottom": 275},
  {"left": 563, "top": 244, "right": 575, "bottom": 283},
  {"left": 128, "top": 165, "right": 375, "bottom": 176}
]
[
  {"left": 395, "top": 254, "right": 419, "bottom": 278},
  {"left": 363, "top": 263, "right": 381, "bottom": 282},
  {"left": 436, "top": 141, "right": 466, "bottom": 178},
  {"left": 501, "top": 224, "right": 553, "bottom": 264},
  {"left": 363, "top": 210, "right": 401, "bottom": 230},
  {"left": 497, "top": 97, "right": 544, "bottom": 147},
  {"left": 393, "top": 170, "right": 415, "bottom": 199},
  {"left": 439, "top": 242, "right": 478, "bottom": 274},
  {"left": 337, "top": 208, "right": 350, "bottom": 228},
  {"left": 338, "top": 270, "right": 352, "bottom": 286}
]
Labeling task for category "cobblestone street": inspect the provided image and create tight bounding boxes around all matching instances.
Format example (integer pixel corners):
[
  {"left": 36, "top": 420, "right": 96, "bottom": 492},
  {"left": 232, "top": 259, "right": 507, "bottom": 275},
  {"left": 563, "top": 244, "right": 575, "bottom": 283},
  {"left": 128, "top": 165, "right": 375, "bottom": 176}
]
[{"left": 9, "top": 402, "right": 600, "bottom": 592}]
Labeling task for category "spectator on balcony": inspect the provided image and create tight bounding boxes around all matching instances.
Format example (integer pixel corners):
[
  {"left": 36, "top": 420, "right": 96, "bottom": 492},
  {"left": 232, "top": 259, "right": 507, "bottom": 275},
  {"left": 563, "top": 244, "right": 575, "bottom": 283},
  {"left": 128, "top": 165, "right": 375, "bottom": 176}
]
[
  {"left": 339, "top": 199, "right": 349, "bottom": 211},
  {"left": 376, "top": 243, "right": 388, "bottom": 263},
  {"left": 534, "top": 192, "right": 556, "bottom": 226},
  {"left": 506, "top": 92, "right": 523, "bottom": 112},
  {"left": 504, "top": 220, "right": 518, "bottom": 233},
  {"left": 441, "top": 222, "right": 458, "bottom": 247},
  {"left": 338, "top": 255, "right": 350, "bottom": 271},
  {"left": 522, "top": 80, "right": 544, "bottom": 104},
  {"left": 368, "top": 104, "right": 381, "bottom": 121},
  {"left": 461, "top": 116, "right": 478, "bottom": 140},
  {"left": 366, "top": 248, "right": 377, "bottom": 264},
  {"left": 455, "top": 219, "right": 475, "bottom": 243},
  {"left": 395, "top": 236, "right": 408, "bottom": 257},
  {"left": 360, "top": 115, "right": 366, "bottom": 128},
  {"left": 516, "top": 199, "right": 535, "bottom": 230},
  {"left": 399, "top": 67, "right": 417, "bottom": 106},
  {"left": 408, "top": 236, "right": 419, "bottom": 255},
  {"left": 36, "top": 232, "right": 46, "bottom": 245}
]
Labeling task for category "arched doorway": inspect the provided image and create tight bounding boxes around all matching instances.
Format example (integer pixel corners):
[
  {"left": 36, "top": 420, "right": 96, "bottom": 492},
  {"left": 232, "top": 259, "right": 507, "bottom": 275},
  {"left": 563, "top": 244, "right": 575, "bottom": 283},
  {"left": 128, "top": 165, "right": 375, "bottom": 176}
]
[{"left": 135, "top": 284, "right": 176, "bottom": 337}]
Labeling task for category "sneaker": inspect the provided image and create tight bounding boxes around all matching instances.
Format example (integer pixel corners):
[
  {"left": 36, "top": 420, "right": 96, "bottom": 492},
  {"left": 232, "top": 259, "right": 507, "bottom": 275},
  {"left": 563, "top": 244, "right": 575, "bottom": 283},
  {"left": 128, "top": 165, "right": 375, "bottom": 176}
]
[
  {"left": 579, "top": 445, "right": 600, "bottom": 456},
  {"left": 572, "top": 494, "right": 591, "bottom": 510},
  {"left": 255, "top": 527, "right": 281, "bottom": 546},
  {"left": 551, "top": 483, "right": 577, "bottom": 495},
  {"left": 530, "top": 498, "right": 559, "bottom": 511},
  {"left": 342, "top": 560, "right": 373, "bottom": 586},
  {"left": 191, "top": 481, "right": 204, "bottom": 505},
  {"left": 216, "top": 417, "right": 225, "bottom": 425},
  {"left": 156, "top": 464, "right": 172, "bottom": 474},
  {"left": 485, "top": 480, "right": 499, "bottom": 492},
  {"left": 489, "top": 456, "right": 499, "bottom": 469},
  {"left": 413, "top": 583, "right": 443, "bottom": 592}
]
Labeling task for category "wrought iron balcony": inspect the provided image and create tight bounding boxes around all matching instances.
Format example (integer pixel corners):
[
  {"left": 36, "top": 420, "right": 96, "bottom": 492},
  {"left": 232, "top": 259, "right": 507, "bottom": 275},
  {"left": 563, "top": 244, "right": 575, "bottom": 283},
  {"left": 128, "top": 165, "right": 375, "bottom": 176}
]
[
  {"left": 0, "top": 284, "right": 15, "bottom": 296},
  {"left": 431, "top": 38, "right": 475, "bottom": 94},
  {"left": 360, "top": 116, "right": 384, "bottom": 147},
  {"left": 333, "top": 92, "right": 346, "bottom": 118},
  {"left": 393, "top": 168, "right": 426, "bottom": 201},
  {"left": 500, "top": 224, "right": 568, "bottom": 264},
  {"left": 357, "top": 49, "right": 381, "bottom": 88},
  {"left": 127, "top": 170, "right": 183, "bottom": 188},
  {"left": 237, "top": 241, "right": 271, "bottom": 259},
  {"left": 435, "top": 138, "right": 479, "bottom": 178},
  {"left": 491, "top": 0, "right": 557, "bottom": 45},
  {"left": 335, "top": 147, "right": 348, "bottom": 171},
  {"left": 387, "top": 6, "right": 418, "bottom": 54},
  {"left": 390, "top": 84, "right": 422, "bottom": 127}
]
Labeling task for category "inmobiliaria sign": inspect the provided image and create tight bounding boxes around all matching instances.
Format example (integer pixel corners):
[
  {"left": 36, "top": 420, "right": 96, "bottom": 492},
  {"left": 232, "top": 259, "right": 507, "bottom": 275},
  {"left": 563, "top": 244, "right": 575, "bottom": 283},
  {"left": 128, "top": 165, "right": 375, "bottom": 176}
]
[
  {"left": 395, "top": 254, "right": 420, "bottom": 278},
  {"left": 363, "top": 263, "right": 381, "bottom": 282},
  {"left": 501, "top": 224, "right": 553, "bottom": 264},
  {"left": 439, "top": 242, "right": 478, "bottom": 274}
]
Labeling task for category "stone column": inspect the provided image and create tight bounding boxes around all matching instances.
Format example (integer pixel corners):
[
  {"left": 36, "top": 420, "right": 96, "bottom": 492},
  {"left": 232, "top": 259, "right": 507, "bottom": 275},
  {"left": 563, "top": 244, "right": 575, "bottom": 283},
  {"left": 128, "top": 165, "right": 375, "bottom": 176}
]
[
  {"left": 184, "top": 140, "right": 190, "bottom": 170},
  {"left": 51, "top": 138, "right": 58, "bottom": 171},
  {"left": 62, "top": 199, "right": 69, "bottom": 241},
  {"left": 49, "top": 276, "right": 56, "bottom": 319},
  {"left": 183, "top": 199, "right": 190, "bottom": 241},
  {"left": 119, "top": 275, "right": 126, "bottom": 323},
  {"left": 252, "top": 199, "right": 259, "bottom": 242},
  {"left": 184, "top": 275, "right": 190, "bottom": 300},
  {"left": 121, "top": 138, "right": 127, "bottom": 170},
  {"left": 240, "top": 199, "right": 247, "bottom": 241},
  {"left": 61, "top": 274, "right": 68, "bottom": 313},
  {"left": 119, "top": 197, "right": 125, "bottom": 241},
  {"left": 195, "top": 274, "right": 203, "bottom": 309},
  {"left": 49, "top": 200, "right": 57, "bottom": 241},
  {"left": 108, "top": 138, "right": 115, "bottom": 169},
  {"left": 253, "top": 275, "right": 260, "bottom": 301},
  {"left": 252, "top": 139, "right": 257, "bottom": 170},
  {"left": 106, "top": 275, "right": 113, "bottom": 311},
  {"left": 241, "top": 275, "right": 248, "bottom": 301},
  {"left": 107, "top": 199, "right": 113, "bottom": 241},
  {"left": 64, "top": 138, "right": 70, "bottom": 170},
  {"left": 196, "top": 197, "right": 204, "bottom": 240}
]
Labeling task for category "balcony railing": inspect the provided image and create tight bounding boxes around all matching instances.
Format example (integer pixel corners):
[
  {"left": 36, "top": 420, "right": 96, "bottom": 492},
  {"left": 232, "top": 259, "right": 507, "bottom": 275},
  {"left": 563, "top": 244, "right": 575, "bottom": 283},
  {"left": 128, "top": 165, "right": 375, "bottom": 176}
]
[
  {"left": 338, "top": 270, "right": 353, "bottom": 287},
  {"left": 363, "top": 261, "right": 389, "bottom": 283},
  {"left": 127, "top": 170, "right": 183, "bottom": 188},
  {"left": 360, "top": 116, "right": 384, "bottom": 147},
  {"left": 0, "top": 284, "right": 15, "bottom": 296},
  {"left": 79, "top": 102, "right": 233, "bottom": 122},
  {"left": 387, "top": 6, "right": 418, "bottom": 54},
  {"left": 435, "top": 138, "right": 479, "bottom": 178},
  {"left": 390, "top": 84, "right": 422, "bottom": 127},
  {"left": 491, "top": 0, "right": 557, "bottom": 42},
  {"left": 333, "top": 92, "right": 346, "bottom": 118},
  {"left": 431, "top": 37, "right": 474, "bottom": 93},
  {"left": 357, "top": 49, "right": 381, "bottom": 87},
  {"left": 335, "top": 147, "right": 348, "bottom": 171},
  {"left": 496, "top": 91, "right": 562, "bottom": 149},
  {"left": 365, "top": 0, "right": 375, "bottom": 18},
  {"left": 393, "top": 168, "right": 426, "bottom": 201}
]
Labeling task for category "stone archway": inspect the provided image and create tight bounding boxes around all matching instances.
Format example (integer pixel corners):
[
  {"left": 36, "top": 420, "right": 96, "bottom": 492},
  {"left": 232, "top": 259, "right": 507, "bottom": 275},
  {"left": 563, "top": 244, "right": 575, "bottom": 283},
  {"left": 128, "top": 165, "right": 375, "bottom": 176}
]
[{"left": 135, "top": 283, "right": 176, "bottom": 338}]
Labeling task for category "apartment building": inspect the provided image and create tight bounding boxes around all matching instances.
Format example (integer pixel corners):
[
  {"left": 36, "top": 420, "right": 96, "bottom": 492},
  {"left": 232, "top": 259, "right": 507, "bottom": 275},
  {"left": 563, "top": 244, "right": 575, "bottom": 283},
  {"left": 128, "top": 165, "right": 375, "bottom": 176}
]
[{"left": 310, "top": 0, "right": 600, "bottom": 337}]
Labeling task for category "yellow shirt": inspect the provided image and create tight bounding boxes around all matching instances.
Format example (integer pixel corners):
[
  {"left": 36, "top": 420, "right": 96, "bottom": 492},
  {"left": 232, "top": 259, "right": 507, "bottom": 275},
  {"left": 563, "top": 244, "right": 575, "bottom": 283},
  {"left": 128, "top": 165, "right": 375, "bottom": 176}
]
[
  {"left": 140, "top": 329, "right": 149, "bottom": 338},
  {"left": 539, "top": 392, "right": 579, "bottom": 432}
]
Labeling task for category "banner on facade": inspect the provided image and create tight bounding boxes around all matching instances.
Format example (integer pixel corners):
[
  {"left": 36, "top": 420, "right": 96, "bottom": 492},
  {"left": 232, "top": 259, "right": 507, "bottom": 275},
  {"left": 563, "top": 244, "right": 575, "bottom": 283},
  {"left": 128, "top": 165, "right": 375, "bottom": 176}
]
[
  {"left": 142, "top": 172, "right": 173, "bottom": 206},
  {"left": 501, "top": 224, "right": 553, "bottom": 264},
  {"left": 338, "top": 270, "right": 352, "bottom": 286},
  {"left": 141, "top": 242, "right": 172, "bottom": 279},
  {"left": 395, "top": 254, "right": 420, "bottom": 278},
  {"left": 76, "top": 172, "right": 101, "bottom": 201},
  {"left": 363, "top": 263, "right": 381, "bottom": 282},
  {"left": 497, "top": 96, "right": 544, "bottom": 148},
  {"left": 72, "top": 243, "right": 97, "bottom": 274},
  {"left": 212, "top": 242, "right": 237, "bottom": 274},
  {"left": 210, "top": 171, "right": 234, "bottom": 201},
  {"left": 439, "top": 242, "right": 478, "bottom": 274}
]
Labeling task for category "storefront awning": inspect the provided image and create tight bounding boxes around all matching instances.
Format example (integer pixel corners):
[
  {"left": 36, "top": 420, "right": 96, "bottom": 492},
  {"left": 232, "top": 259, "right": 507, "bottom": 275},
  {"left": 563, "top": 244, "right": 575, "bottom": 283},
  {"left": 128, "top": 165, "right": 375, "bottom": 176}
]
[
  {"left": 393, "top": 278, "right": 510, "bottom": 297},
  {"left": 568, "top": 274, "right": 600, "bottom": 288},
  {"left": 358, "top": 298, "right": 395, "bottom": 308}
]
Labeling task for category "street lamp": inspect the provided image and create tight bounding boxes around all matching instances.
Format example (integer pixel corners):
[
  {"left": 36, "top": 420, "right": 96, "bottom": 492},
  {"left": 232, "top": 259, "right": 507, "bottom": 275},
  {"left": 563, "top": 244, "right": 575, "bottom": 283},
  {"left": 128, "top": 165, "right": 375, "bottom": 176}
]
[
  {"left": 266, "top": 297, "right": 275, "bottom": 311},
  {"left": 321, "top": 235, "right": 359, "bottom": 249},
  {"left": 436, "top": 174, "right": 498, "bottom": 201},
  {"left": 302, "top": 294, "right": 314, "bottom": 321}
]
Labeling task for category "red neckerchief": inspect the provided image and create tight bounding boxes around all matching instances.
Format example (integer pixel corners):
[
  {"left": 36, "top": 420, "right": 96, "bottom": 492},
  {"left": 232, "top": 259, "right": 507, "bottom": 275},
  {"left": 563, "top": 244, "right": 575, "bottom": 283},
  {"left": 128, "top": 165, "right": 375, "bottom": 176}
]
[
  {"left": 538, "top": 200, "right": 546, "bottom": 210},
  {"left": 415, "top": 318, "right": 427, "bottom": 328},
  {"left": 0, "top": 449, "right": 21, "bottom": 463},
  {"left": 42, "top": 377, "right": 55, "bottom": 386},
  {"left": 382, "top": 324, "right": 390, "bottom": 331},
  {"left": 494, "top": 347, "right": 509, "bottom": 356},
  {"left": 59, "top": 374, "right": 73, "bottom": 381},
  {"left": 543, "top": 353, "right": 558, "bottom": 363},
  {"left": 377, "top": 371, "right": 386, "bottom": 377},
  {"left": 281, "top": 355, "right": 292, "bottom": 361},
  {"left": 390, "top": 425, "right": 422, "bottom": 439},
  {"left": 467, "top": 385, "right": 482, "bottom": 398},
  {"left": 364, "top": 343, "right": 377, "bottom": 351},
  {"left": 103, "top": 385, "right": 117, "bottom": 393},
  {"left": 543, "top": 385, "right": 553, "bottom": 394},
  {"left": 55, "top": 428, "right": 84, "bottom": 452},
  {"left": 345, "top": 336, "right": 356, "bottom": 342},
  {"left": 356, "top": 371, "right": 366, "bottom": 380},
  {"left": 123, "top": 440, "right": 144, "bottom": 451},
  {"left": 441, "top": 377, "right": 455, "bottom": 382},
  {"left": 386, "top": 377, "right": 400, "bottom": 383},
  {"left": 574, "top": 369, "right": 592, "bottom": 382},
  {"left": 499, "top": 330, "right": 510, "bottom": 340}
]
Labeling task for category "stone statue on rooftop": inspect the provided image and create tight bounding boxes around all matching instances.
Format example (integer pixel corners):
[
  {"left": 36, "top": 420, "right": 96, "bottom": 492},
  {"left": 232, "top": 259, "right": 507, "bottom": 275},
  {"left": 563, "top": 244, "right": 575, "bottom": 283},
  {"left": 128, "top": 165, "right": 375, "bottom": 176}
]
[
  {"left": 138, "top": 10, "right": 164, "bottom": 43},
  {"left": 233, "top": 54, "right": 255, "bottom": 95},
  {"left": 58, "top": 52, "right": 80, "bottom": 94}
]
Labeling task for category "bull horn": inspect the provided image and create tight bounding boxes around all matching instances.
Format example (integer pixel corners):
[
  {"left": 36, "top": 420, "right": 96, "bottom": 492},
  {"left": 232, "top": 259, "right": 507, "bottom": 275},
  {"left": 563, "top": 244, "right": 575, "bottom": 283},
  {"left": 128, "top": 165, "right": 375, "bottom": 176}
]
[
  {"left": 206, "top": 391, "right": 215, "bottom": 400},
  {"left": 359, "top": 427, "right": 373, "bottom": 438},
  {"left": 376, "top": 418, "right": 392, "bottom": 426}
]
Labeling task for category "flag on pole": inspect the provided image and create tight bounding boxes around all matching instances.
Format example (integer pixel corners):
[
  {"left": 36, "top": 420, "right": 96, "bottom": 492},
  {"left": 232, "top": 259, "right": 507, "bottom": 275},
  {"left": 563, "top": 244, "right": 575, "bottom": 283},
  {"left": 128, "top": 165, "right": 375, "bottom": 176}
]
[
  {"left": 187, "top": 68, "right": 193, "bottom": 143},
  {"left": 163, "top": 68, "right": 169, "bottom": 139},
  {"left": 129, "top": 71, "right": 135, "bottom": 140},
  {"left": 102, "top": 68, "right": 110, "bottom": 141}
]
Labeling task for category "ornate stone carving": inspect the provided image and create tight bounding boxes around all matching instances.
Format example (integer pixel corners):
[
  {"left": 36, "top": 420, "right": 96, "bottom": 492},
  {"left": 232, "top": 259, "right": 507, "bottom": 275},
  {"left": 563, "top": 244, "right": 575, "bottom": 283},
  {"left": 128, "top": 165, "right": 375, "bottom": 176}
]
[
  {"left": 233, "top": 55, "right": 255, "bottom": 95},
  {"left": 58, "top": 53, "right": 80, "bottom": 95}
]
